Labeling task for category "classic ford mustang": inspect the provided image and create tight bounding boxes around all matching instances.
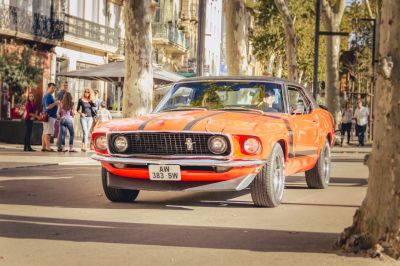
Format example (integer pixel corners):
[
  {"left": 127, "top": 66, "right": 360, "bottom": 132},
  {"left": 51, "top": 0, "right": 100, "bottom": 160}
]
[{"left": 92, "top": 76, "right": 335, "bottom": 207}]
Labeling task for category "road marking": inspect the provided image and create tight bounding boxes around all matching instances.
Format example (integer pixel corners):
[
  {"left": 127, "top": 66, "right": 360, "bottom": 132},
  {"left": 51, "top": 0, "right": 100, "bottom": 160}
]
[{"left": 0, "top": 176, "right": 73, "bottom": 181}]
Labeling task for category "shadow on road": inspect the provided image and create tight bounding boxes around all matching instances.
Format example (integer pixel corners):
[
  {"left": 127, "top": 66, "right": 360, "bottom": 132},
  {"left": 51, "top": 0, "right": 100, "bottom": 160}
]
[
  {"left": 0, "top": 214, "right": 340, "bottom": 254},
  {"left": 0, "top": 165, "right": 367, "bottom": 210}
]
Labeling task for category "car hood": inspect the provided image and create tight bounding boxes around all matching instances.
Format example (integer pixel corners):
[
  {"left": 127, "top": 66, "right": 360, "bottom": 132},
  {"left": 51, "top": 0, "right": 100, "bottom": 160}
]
[{"left": 99, "top": 110, "right": 287, "bottom": 135}]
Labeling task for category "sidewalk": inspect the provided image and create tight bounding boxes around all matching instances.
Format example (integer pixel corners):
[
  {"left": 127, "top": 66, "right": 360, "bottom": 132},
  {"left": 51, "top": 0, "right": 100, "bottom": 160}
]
[
  {"left": 0, "top": 141, "right": 371, "bottom": 170},
  {"left": 0, "top": 142, "right": 99, "bottom": 170}
]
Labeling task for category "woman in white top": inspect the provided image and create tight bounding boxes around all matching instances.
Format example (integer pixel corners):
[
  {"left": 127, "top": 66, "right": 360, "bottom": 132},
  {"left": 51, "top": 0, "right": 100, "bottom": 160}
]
[{"left": 341, "top": 101, "right": 353, "bottom": 146}]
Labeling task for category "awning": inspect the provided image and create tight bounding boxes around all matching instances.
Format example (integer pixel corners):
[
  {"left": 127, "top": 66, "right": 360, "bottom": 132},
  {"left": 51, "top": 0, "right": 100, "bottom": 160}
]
[
  {"left": 177, "top": 72, "right": 196, "bottom": 78},
  {"left": 58, "top": 61, "right": 184, "bottom": 83}
]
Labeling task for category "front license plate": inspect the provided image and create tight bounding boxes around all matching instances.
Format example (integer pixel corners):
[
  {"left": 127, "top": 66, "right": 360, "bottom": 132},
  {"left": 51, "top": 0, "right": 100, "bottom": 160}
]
[{"left": 149, "top": 165, "right": 181, "bottom": 181}]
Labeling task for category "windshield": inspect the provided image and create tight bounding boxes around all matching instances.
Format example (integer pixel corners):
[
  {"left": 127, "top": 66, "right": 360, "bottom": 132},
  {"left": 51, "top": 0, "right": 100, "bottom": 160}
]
[{"left": 154, "top": 81, "right": 285, "bottom": 113}]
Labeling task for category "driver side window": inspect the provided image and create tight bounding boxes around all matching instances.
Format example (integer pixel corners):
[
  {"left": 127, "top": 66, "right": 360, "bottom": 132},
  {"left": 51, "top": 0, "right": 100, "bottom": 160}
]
[{"left": 288, "top": 87, "right": 311, "bottom": 114}]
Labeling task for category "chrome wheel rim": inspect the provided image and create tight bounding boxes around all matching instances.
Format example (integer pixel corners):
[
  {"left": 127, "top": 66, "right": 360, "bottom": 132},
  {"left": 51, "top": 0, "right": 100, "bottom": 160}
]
[
  {"left": 322, "top": 144, "right": 331, "bottom": 184},
  {"left": 272, "top": 154, "right": 285, "bottom": 201}
]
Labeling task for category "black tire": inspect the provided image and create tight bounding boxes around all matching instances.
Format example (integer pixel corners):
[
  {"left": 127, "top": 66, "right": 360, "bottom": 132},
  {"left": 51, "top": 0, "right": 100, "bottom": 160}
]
[
  {"left": 101, "top": 168, "right": 140, "bottom": 202},
  {"left": 250, "top": 144, "right": 285, "bottom": 207},
  {"left": 305, "top": 140, "right": 331, "bottom": 189}
]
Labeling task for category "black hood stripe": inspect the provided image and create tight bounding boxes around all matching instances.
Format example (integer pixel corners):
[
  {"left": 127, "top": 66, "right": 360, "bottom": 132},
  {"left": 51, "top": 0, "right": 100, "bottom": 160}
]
[
  {"left": 183, "top": 112, "right": 225, "bottom": 131},
  {"left": 138, "top": 115, "right": 164, "bottom": 130}
]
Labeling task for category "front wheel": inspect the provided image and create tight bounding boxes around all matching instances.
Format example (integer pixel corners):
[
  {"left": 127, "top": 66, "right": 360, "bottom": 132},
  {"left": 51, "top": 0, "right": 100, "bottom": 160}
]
[
  {"left": 305, "top": 140, "right": 331, "bottom": 189},
  {"left": 250, "top": 144, "right": 285, "bottom": 207},
  {"left": 101, "top": 168, "right": 140, "bottom": 202}
]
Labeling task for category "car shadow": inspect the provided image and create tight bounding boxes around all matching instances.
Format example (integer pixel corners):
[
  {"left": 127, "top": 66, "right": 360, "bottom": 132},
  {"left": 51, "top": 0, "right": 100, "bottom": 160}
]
[
  {"left": 0, "top": 165, "right": 367, "bottom": 210},
  {"left": 0, "top": 214, "right": 341, "bottom": 254}
]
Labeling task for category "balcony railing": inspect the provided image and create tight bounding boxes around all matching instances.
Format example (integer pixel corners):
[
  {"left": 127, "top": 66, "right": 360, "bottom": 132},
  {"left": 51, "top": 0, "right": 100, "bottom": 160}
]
[
  {"left": 0, "top": 4, "right": 64, "bottom": 41},
  {"left": 152, "top": 23, "right": 189, "bottom": 51},
  {"left": 64, "top": 14, "right": 119, "bottom": 47}
]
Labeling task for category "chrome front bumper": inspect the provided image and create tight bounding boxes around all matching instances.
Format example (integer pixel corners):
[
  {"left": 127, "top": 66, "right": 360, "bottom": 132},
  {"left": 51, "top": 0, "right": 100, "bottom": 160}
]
[
  {"left": 106, "top": 170, "right": 258, "bottom": 192},
  {"left": 92, "top": 154, "right": 266, "bottom": 167}
]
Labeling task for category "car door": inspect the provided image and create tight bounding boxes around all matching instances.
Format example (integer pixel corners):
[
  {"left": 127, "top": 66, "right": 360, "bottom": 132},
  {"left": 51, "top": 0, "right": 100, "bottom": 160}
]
[{"left": 287, "top": 86, "right": 319, "bottom": 158}]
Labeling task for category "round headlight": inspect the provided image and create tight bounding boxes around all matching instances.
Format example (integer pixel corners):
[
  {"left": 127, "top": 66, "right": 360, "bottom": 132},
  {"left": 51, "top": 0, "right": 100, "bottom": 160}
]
[
  {"left": 243, "top": 137, "right": 261, "bottom": 154},
  {"left": 114, "top": 135, "right": 128, "bottom": 152},
  {"left": 208, "top": 136, "right": 228, "bottom": 155},
  {"left": 95, "top": 135, "right": 107, "bottom": 150}
]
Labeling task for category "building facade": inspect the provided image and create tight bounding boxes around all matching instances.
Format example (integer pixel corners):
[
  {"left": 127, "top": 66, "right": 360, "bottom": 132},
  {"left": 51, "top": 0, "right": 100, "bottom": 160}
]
[
  {"left": 55, "top": 0, "right": 124, "bottom": 108},
  {"left": 152, "top": 0, "right": 193, "bottom": 73},
  {"left": 0, "top": 0, "right": 64, "bottom": 119},
  {"left": 0, "top": 0, "right": 229, "bottom": 121},
  {"left": 203, "top": 0, "right": 222, "bottom": 76}
]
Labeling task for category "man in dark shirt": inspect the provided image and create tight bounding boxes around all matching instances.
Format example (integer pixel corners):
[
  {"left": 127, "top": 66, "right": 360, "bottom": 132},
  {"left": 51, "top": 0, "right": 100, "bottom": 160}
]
[
  {"left": 56, "top": 81, "right": 69, "bottom": 101},
  {"left": 42, "top": 83, "right": 60, "bottom": 151}
]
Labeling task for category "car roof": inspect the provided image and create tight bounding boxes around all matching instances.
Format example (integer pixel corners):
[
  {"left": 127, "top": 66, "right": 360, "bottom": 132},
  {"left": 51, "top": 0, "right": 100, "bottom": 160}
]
[{"left": 178, "top": 76, "right": 292, "bottom": 84}]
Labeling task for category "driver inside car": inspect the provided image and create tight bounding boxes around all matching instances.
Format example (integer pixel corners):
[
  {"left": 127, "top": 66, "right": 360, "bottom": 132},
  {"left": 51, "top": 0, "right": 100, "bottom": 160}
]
[
  {"left": 202, "top": 90, "right": 222, "bottom": 109},
  {"left": 257, "top": 89, "right": 278, "bottom": 113}
]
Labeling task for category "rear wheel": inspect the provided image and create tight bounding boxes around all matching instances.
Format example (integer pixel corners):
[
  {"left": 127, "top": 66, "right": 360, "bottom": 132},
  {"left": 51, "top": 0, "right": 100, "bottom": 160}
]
[
  {"left": 305, "top": 140, "right": 331, "bottom": 189},
  {"left": 101, "top": 168, "right": 140, "bottom": 202},
  {"left": 250, "top": 144, "right": 285, "bottom": 207}
]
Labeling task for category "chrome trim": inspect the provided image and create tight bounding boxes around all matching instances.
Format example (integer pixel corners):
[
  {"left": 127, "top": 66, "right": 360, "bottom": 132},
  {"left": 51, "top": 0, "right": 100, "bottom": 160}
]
[
  {"left": 105, "top": 130, "right": 234, "bottom": 158},
  {"left": 92, "top": 154, "right": 266, "bottom": 167}
]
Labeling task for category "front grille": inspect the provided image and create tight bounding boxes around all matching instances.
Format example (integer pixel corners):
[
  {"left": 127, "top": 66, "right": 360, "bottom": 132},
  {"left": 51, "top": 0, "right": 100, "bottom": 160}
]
[{"left": 108, "top": 132, "right": 231, "bottom": 156}]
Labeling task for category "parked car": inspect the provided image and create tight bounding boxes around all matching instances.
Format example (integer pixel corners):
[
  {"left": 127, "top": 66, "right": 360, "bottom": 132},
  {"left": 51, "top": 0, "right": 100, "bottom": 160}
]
[{"left": 92, "top": 76, "right": 335, "bottom": 207}]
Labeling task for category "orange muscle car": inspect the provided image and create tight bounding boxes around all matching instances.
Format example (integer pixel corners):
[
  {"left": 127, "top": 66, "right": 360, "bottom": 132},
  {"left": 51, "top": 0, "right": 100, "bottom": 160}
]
[{"left": 92, "top": 77, "right": 335, "bottom": 207}]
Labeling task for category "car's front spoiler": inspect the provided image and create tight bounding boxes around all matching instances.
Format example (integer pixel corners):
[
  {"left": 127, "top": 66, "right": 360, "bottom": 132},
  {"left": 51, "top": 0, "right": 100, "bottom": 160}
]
[
  {"left": 92, "top": 154, "right": 266, "bottom": 167},
  {"left": 106, "top": 170, "right": 257, "bottom": 192}
]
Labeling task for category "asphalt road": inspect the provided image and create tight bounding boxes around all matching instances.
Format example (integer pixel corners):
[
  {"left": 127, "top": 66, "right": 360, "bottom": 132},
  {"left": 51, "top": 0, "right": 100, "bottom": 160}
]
[{"left": 0, "top": 148, "right": 396, "bottom": 266}]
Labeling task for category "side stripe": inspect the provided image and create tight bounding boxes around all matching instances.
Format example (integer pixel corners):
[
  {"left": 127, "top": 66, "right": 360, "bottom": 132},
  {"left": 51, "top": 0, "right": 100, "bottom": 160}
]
[{"left": 281, "top": 119, "right": 294, "bottom": 158}]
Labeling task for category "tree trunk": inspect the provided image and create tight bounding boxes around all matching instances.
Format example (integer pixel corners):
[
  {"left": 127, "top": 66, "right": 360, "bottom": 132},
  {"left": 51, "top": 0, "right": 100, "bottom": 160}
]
[
  {"left": 266, "top": 52, "right": 276, "bottom": 75},
  {"left": 337, "top": 0, "right": 400, "bottom": 259},
  {"left": 321, "top": 0, "right": 345, "bottom": 128},
  {"left": 122, "top": 0, "right": 153, "bottom": 118},
  {"left": 276, "top": 56, "right": 283, "bottom": 78},
  {"left": 298, "top": 69, "right": 304, "bottom": 84},
  {"left": 274, "top": 0, "right": 298, "bottom": 81},
  {"left": 364, "top": 0, "right": 374, "bottom": 19},
  {"left": 224, "top": 0, "right": 249, "bottom": 75},
  {"left": 325, "top": 32, "right": 341, "bottom": 127}
]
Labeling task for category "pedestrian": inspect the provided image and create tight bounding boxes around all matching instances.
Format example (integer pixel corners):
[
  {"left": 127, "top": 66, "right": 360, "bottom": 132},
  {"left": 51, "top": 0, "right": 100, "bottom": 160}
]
[
  {"left": 24, "top": 93, "right": 38, "bottom": 151},
  {"left": 354, "top": 99, "right": 370, "bottom": 147},
  {"left": 340, "top": 101, "right": 353, "bottom": 146},
  {"left": 77, "top": 88, "right": 96, "bottom": 152},
  {"left": 93, "top": 89, "right": 102, "bottom": 111},
  {"left": 96, "top": 101, "right": 112, "bottom": 123},
  {"left": 56, "top": 81, "right": 69, "bottom": 101},
  {"left": 56, "top": 81, "right": 69, "bottom": 151},
  {"left": 57, "top": 92, "right": 76, "bottom": 152},
  {"left": 41, "top": 83, "right": 60, "bottom": 152},
  {"left": 91, "top": 89, "right": 101, "bottom": 133}
]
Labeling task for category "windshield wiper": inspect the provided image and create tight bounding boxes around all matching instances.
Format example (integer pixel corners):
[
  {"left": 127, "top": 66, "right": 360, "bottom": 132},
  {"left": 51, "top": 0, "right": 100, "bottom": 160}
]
[
  {"left": 221, "top": 107, "right": 264, "bottom": 114},
  {"left": 162, "top": 107, "right": 208, "bottom": 112}
]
